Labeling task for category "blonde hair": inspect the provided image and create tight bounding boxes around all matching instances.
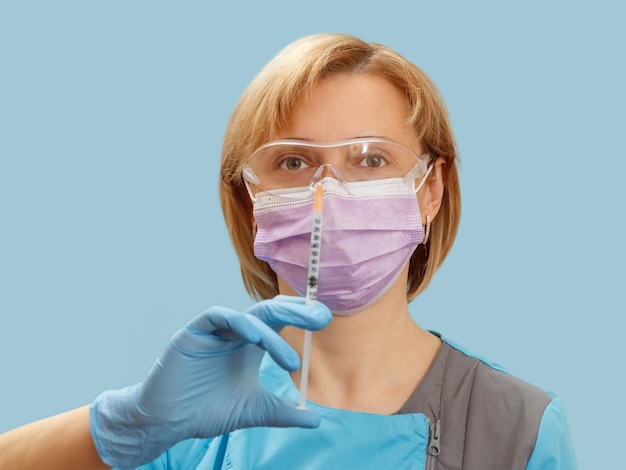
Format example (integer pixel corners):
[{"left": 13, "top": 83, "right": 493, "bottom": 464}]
[{"left": 220, "top": 33, "right": 461, "bottom": 302}]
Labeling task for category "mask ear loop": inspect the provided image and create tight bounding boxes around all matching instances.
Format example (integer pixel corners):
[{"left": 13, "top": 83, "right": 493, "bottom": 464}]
[{"left": 405, "top": 158, "right": 434, "bottom": 245}]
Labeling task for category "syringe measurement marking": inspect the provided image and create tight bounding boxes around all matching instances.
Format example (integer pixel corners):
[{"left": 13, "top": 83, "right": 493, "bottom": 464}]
[{"left": 305, "top": 213, "right": 322, "bottom": 304}]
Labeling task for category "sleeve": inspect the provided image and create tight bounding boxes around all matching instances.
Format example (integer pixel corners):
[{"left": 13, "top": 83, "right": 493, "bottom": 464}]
[
  {"left": 129, "top": 453, "right": 166, "bottom": 470},
  {"left": 129, "top": 437, "right": 224, "bottom": 470},
  {"left": 525, "top": 397, "right": 578, "bottom": 470}
]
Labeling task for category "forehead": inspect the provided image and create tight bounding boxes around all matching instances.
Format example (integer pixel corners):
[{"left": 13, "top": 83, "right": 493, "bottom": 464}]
[{"left": 278, "top": 73, "right": 420, "bottom": 150}]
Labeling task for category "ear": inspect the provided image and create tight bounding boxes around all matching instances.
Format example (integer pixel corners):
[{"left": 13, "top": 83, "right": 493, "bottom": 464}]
[{"left": 417, "top": 158, "right": 446, "bottom": 225}]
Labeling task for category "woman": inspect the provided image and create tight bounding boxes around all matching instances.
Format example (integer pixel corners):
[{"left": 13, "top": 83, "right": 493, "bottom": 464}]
[{"left": 0, "top": 33, "right": 577, "bottom": 469}]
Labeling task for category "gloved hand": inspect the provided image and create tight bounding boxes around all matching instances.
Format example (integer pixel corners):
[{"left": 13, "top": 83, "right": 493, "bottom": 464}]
[{"left": 89, "top": 295, "right": 332, "bottom": 469}]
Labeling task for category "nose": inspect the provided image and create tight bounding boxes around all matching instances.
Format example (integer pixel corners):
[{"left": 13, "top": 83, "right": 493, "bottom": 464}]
[{"left": 310, "top": 164, "right": 346, "bottom": 187}]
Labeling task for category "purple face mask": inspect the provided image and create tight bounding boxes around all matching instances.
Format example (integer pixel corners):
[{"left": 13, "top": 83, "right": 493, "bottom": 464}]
[{"left": 252, "top": 177, "right": 424, "bottom": 315}]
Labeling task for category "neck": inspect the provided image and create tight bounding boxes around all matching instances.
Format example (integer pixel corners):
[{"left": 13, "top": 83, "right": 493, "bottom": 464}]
[{"left": 280, "top": 271, "right": 441, "bottom": 413}]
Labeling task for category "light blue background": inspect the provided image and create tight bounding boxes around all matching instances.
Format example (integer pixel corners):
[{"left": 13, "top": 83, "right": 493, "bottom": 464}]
[{"left": 1, "top": 2, "right": 623, "bottom": 468}]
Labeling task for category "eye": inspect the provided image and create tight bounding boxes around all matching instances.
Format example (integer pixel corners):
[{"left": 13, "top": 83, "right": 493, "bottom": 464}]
[
  {"left": 277, "top": 155, "right": 310, "bottom": 171},
  {"left": 359, "top": 153, "right": 387, "bottom": 168}
]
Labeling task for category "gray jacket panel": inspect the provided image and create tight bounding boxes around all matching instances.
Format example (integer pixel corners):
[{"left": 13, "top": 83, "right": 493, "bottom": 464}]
[
  {"left": 398, "top": 342, "right": 553, "bottom": 470},
  {"left": 460, "top": 351, "right": 552, "bottom": 469}
]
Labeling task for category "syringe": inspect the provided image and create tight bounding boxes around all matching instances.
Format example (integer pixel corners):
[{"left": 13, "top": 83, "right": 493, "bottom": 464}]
[{"left": 298, "top": 184, "right": 323, "bottom": 409}]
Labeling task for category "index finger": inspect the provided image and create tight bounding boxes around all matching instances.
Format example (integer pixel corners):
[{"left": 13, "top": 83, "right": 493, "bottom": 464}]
[{"left": 245, "top": 295, "right": 332, "bottom": 331}]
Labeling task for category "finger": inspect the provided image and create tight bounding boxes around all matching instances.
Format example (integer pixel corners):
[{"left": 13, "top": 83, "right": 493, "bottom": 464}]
[
  {"left": 179, "top": 306, "right": 303, "bottom": 369},
  {"left": 246, "top": 295, "right": 332, "bottom": 331},
  {"left": 189, "top": 306, "right": 262, "bottom": 341},
  {"left": 171, "top": 307, "right": 263, "bottom": 355},
  {"left": 244, "top": 315, "right": 301, "bottom": 371}
]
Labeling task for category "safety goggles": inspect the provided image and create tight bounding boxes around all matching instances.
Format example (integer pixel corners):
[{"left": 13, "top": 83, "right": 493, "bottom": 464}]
[{"left": 243, "top": 138, "right": 431, "bottom": 194}]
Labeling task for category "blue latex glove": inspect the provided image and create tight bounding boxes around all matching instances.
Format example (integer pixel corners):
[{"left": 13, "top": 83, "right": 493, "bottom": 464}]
[{"left": 90, "top": 295, "right": 332, "bottom": 469}]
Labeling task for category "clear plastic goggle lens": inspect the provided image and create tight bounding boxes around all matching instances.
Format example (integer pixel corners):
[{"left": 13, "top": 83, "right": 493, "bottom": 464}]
[{"left": 243, "top": 138, "right": 429, "bottom": 191}]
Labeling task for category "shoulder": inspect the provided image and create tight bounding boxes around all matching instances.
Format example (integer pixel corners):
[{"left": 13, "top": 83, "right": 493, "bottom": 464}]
[
  {"left": 439, "top": 337, "right": 578, "bottom": 469},
  {"left": 443, "top": 335, "right": 552, "bottom": 409},
  {"left": 440, "top": 337, "right": 577, "bottom": 469},
  {"left": 526, "top": 397, "right": 578, "bottom": 469}
]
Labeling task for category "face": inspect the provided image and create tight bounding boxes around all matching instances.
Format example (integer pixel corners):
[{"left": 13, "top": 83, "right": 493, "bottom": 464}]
[{"left": 252, "top": 72, "right": 446, "bottom": 302}]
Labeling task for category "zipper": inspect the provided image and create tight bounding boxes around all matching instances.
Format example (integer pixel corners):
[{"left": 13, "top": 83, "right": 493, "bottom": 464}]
[{"left": 425, "top": 418, "right": 440, "bottom": 470}]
